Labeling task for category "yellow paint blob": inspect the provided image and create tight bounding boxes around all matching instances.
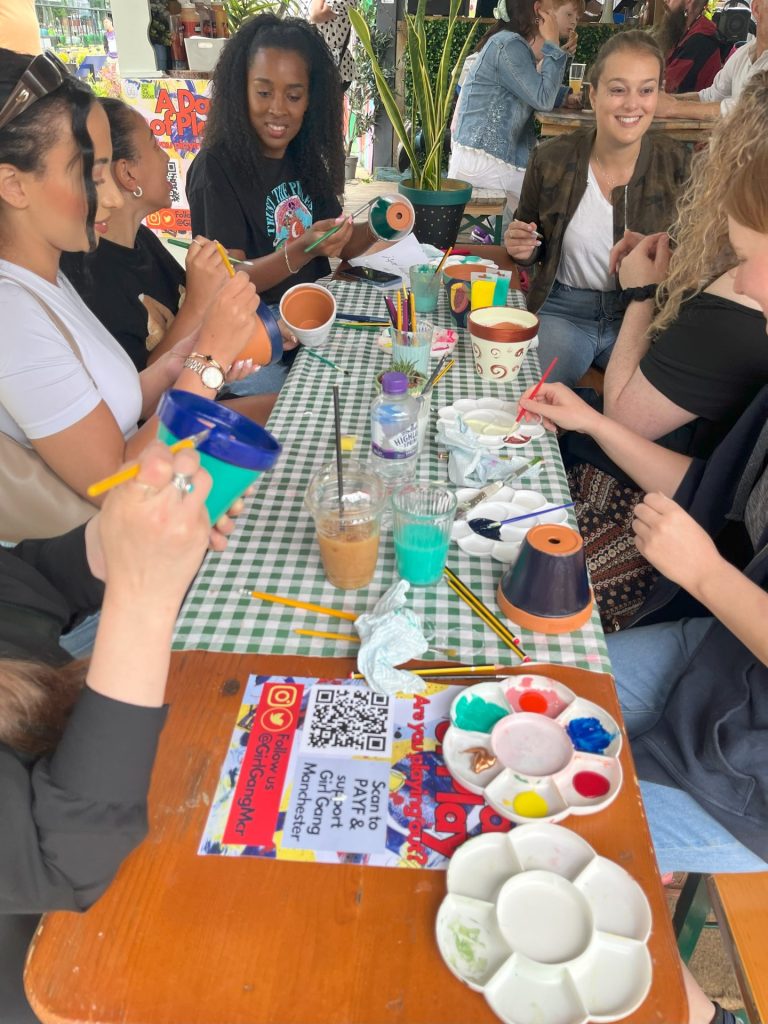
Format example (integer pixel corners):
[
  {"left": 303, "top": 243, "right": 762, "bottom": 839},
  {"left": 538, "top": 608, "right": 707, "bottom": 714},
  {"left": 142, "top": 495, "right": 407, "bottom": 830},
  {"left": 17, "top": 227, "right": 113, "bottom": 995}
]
[
  {"left": 340, "top": 435, "right": 358, "bottom": 452},
  {"left": 512, "top": 791, "right": 549, "bottom": 818}
]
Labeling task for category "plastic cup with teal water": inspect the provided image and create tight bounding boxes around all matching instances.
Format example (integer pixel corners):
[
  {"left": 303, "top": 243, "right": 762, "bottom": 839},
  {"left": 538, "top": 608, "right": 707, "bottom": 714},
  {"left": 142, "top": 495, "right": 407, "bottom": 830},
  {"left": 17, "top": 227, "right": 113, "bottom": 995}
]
[
  {"left": 409, "top": 263, "right": 441, "bottom": 313},
  {"left": 390, "top": 322, "right": 433, "bottom": 377},
  {"left": 392, "top": 482, "right": 457, "bottom": 587},
  {"left": 157, "top": 389, "right": 281, "bottom": 523}
]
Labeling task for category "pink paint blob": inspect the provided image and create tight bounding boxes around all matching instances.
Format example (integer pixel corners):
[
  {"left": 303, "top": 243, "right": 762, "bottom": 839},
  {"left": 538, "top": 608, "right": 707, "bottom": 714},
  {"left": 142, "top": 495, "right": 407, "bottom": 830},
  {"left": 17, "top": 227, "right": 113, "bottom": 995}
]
[
  {"left": 572, "top": 770, "right": 611, "bottom": 798},
  {"left": 505, "top": 684, "right": 570, "bottom": 718}
]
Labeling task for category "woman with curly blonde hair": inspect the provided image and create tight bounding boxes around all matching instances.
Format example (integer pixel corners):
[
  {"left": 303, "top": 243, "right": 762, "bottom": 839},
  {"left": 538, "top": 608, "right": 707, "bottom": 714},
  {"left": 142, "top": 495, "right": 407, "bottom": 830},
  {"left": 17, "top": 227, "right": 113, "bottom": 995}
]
[{"left": 601, "top": 71, "right": 768, "bottom": 457}]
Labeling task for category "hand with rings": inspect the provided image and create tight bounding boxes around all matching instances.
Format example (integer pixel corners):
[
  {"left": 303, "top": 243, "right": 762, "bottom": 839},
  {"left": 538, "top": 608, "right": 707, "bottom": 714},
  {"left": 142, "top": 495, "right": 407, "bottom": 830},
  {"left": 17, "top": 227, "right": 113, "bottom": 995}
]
[{"left": 84, "top": 442, "right": 213, "bottom": 599}]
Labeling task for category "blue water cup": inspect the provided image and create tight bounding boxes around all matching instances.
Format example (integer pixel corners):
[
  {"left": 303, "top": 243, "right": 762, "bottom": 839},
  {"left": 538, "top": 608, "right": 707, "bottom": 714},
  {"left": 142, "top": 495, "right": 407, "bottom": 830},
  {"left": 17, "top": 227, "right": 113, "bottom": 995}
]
[{"left": 157, "top": 389, "right": 281, "bottom": 523}]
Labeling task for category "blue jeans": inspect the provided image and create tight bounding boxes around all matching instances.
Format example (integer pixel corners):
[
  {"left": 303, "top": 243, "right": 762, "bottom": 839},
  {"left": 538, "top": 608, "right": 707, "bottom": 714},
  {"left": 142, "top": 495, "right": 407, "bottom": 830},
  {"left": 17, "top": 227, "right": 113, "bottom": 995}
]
[
  {"left": 607, "top": 618, "right": 768, "bottom": 874},
  {"left": 59, "top": 611, "right": 100, "bottom": 659},
  {"left": 537, "top": 281, "right": 627, "bottom": 388}
]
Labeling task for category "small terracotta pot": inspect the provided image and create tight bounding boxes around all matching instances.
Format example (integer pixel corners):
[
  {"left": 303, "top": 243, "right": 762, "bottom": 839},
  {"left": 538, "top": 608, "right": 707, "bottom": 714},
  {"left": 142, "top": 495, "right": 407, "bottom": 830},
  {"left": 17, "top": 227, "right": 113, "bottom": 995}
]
[
  {"left": 237, "top": 301, "right": 283, "bottom": 365},
  {"left": 279, "top": 283, "right": 336, "bottom": 348},
  {"left": 497, "top": 524, "right": 592, "bottom": 634},
  {"left": 468, "top": 306, "right": 539, "bottom": 382}
]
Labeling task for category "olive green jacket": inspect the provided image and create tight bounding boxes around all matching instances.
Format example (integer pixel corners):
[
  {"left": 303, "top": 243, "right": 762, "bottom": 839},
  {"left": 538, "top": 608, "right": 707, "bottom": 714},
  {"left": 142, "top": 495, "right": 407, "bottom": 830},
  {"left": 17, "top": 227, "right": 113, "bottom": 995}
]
[{"left": 515, "top": 128, "right": 692, "bottom": 313}]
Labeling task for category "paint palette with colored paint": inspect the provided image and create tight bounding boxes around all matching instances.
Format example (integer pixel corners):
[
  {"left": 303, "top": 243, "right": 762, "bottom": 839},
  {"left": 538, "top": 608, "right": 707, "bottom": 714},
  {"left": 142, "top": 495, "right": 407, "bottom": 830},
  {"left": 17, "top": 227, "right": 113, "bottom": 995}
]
[
  {"left": 435, "top": 823, "right": 653, "bottom": 1024},
  {"left": 451, "top": 487, "right": 570, "bottom": 565},
  {"left": 437, "top": 398, "right": 546, "bottom": 450},
  {"left": 441, "top": 675, "right": 623, "bottom": 825}
]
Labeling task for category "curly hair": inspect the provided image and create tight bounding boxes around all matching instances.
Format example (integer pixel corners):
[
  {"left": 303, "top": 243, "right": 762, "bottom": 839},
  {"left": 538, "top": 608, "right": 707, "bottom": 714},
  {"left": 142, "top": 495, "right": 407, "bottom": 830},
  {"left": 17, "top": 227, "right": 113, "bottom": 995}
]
[
  {"left": 650, "top": 71, "right": 768, "bottom": 335},
  {"left": 202, "top": 15, "right": 344, "bottom": 199},
  {"left": 0, "top": 48, "right": 98, "bottom": 251}
]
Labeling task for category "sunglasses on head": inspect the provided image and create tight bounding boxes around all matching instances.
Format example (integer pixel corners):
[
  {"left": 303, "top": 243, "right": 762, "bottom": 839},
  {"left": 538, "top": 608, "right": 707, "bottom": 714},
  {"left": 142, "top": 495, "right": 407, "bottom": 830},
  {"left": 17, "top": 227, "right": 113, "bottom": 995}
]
[{"left": 0, "top": 52, "right": 70, "bottom": 131}]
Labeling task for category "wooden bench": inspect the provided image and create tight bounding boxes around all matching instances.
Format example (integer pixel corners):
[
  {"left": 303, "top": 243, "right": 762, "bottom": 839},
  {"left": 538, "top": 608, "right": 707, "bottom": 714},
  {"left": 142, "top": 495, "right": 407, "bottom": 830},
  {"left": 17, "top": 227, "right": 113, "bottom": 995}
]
[
  {"left": 460, "top": 188, "right": 507, "bottom": 244},
  {"left": 674, "top": 872, "right": 768, "bottom": 1024}
]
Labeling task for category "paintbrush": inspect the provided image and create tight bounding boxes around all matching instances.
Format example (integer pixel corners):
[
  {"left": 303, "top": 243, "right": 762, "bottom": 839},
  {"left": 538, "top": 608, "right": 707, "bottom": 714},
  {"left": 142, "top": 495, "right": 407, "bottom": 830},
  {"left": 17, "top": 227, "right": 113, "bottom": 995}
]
[
  {"left": 304, "top": 348, "right": 350, "bottom": 376},
  {"left": 166, "top": 238, "right": 250, "bottom": 266},
  {"left": 87, "top": 429, "right": 210, "bottom": 497},
  {"left": 304, "top": 198, "right": 377, "bottom": 254},
  {"left": 511, "top": 356, "right": 558, "bottom": 432}
]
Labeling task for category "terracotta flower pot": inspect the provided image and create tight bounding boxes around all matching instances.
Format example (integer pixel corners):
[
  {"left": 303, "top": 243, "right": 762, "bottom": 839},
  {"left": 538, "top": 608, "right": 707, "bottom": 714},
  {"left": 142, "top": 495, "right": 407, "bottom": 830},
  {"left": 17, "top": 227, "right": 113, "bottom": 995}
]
[{"left": 279, "top": 283, "right": 336, "bottom": 348}]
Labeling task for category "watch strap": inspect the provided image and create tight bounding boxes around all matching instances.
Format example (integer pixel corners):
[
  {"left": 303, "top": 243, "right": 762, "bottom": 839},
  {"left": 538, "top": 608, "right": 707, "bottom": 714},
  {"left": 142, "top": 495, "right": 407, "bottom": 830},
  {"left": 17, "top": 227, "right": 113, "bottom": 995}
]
[{"left": 620, "top": 284, "right": 657, "bottom": 303}]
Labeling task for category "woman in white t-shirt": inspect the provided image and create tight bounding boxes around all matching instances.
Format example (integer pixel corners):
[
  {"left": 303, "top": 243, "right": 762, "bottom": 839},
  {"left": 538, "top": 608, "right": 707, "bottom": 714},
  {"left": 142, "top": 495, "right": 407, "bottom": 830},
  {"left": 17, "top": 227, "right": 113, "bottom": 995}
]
[
  {"left": 0, "top": 48, "right": 271, "bottom": 515},
  {"left": 504, "top": 31, "right": 691, "bottom": 387}
]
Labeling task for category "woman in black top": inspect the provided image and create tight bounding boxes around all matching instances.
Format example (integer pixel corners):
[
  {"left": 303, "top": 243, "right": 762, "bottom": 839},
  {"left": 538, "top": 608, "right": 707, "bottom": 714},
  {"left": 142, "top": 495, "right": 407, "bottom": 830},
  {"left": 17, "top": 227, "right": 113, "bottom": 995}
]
[{"left": 187, "top": 14, "right": 374, "bottom": 306}]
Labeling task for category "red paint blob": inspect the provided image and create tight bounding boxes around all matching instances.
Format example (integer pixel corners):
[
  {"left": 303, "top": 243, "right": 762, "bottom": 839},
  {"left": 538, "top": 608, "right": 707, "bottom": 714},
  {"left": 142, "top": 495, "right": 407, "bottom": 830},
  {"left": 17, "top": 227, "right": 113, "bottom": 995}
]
[
  {"left": 518, "top": 691, "right": 549, "bottom": 714},
  {"left": 572, "top": 770, "right": 611, "bottom": 798}
]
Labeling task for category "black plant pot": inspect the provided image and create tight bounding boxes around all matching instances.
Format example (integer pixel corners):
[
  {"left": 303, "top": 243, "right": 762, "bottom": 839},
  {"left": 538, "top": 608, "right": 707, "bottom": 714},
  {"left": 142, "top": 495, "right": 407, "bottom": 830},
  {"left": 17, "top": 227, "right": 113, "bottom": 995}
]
[{"left": 398, "top": 178, "right": 473, "bottom": 249}]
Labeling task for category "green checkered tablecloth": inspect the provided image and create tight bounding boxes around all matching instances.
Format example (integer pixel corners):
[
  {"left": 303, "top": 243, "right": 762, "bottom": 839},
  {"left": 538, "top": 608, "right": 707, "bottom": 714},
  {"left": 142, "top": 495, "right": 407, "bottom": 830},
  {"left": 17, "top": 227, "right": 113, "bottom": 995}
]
[{"left": 173, "top": 279, "right": 611, "bottom": 674}]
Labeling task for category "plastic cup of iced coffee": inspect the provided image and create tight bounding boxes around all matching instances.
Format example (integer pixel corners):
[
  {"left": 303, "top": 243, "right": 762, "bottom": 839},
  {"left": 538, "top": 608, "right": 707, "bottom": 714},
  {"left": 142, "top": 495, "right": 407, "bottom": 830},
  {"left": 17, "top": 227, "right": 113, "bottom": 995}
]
[{"left": 305, "top": 461, "right": 387, "bottom": 590}]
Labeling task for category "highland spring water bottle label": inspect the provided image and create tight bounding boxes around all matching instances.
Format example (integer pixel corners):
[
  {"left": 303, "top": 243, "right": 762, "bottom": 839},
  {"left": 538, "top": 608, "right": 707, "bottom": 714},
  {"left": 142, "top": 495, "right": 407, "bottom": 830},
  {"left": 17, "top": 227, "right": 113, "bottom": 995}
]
[{"left": 371, "top": 424, "right": 418, "bottom": 460}]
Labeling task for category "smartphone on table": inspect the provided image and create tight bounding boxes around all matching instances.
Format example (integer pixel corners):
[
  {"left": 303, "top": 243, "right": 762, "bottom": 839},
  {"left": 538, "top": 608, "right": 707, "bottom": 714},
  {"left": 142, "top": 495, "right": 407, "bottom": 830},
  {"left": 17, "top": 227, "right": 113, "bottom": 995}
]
[{"left": 339, "top": 266, "right": 402, "bottom": 288}]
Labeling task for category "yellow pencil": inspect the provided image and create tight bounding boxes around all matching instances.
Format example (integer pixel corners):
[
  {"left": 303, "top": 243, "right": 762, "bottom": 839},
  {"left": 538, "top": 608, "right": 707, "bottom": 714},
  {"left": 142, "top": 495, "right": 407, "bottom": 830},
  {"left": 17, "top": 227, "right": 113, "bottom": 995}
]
[
  {"left": 434, "top": 246, "right": 453, "bottom": 276},
  {"left": 409, "top": 290, "right": 417, "bottom": 334},
  {"left": 215, "top": 240, "right": 236, "bottom": 278},
  {"left": 248, "top": 591, "right": 357, "bottom": 621},
  {"left": 86, "top": 429, "right": 210, "bottom": 498},
  {"left": 294, "top": 628, "right": 360, "bottom": 642},
  {"left": 430, "top": 358, "right": 455, "bottom": 389},
  {"left": 396, "top": 290, "right": 402, "bottom": 332}
]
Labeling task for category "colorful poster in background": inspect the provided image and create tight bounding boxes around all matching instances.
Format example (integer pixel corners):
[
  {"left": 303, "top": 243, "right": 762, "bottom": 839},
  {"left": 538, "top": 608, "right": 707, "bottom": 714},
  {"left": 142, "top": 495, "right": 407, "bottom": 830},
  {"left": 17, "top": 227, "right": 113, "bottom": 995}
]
[
  {"left": 119, "top": 77, "right": 209, "bottom": 239},
  {"left": 199, "top": 675, "right": 512, "bottom": 869}
]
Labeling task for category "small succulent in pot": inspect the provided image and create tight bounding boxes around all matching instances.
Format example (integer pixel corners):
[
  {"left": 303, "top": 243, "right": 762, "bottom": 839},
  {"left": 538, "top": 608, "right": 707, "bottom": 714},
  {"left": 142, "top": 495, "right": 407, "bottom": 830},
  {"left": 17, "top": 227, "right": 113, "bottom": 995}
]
[{"left": 374, "top": 359, "right": 426, "bottom": 396}]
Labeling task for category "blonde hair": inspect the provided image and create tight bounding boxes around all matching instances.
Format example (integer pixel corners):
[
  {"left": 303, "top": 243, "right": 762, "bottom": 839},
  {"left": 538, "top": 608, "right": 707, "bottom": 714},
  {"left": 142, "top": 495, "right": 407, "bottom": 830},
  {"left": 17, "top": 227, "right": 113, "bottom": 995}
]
[
  {"left": 0, "top": 659, "right": 86, "bottom": 756},
  {"left": 651, "top": 71, "right": 768, "bottom": 335}
]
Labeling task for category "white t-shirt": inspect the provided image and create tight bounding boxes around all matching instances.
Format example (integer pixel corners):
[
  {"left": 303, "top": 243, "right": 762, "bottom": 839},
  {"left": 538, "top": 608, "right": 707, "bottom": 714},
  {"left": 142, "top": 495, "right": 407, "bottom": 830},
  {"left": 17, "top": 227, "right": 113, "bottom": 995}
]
[
  {"left": 0, "top": 259, "right": 142, "bottom": 446},
  {"left": 556, "top": 166, "right": 614, "bottom": 292},
  {"left": 698, "top": 41, "right": 768, "bottom": 115}
]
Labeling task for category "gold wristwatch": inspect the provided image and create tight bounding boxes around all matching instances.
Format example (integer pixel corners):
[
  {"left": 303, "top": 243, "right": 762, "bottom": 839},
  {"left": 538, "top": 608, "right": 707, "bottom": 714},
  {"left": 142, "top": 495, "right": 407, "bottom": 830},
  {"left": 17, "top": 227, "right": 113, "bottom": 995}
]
[{"left": 183, "top": 352, "right": 225, "bottom": 393}]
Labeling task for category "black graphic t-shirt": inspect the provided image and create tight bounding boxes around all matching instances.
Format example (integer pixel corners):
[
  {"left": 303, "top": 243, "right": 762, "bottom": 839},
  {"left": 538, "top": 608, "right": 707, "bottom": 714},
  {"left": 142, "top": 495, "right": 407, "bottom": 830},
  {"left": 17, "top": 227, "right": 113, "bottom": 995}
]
[{"left": 187, "top": 147, "right": 341, "bottom": 305}]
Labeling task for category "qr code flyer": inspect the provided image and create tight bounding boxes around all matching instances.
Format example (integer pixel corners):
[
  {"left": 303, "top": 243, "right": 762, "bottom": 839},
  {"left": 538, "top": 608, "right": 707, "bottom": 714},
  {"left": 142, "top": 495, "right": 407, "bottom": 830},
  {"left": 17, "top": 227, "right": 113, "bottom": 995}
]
[{"left": 198, "top": 675, "right": 512, "bottom": 870}]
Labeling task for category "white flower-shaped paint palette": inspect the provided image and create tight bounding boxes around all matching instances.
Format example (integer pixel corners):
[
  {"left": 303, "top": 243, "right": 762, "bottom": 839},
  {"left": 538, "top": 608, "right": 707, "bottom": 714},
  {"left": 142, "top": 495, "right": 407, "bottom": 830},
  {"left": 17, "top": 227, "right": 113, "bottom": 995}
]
[
  {"left": 437, "top": 398, "right": 545, "bottom": 450},
  {"left": 442, "top": 675, "right": 623, "bottom": 825},
  {"left": 436, "top": 823, "right": 653, "bottom": 1024},
  {"left": 451, "top": 488, "right": 569, "bottom": 564}
]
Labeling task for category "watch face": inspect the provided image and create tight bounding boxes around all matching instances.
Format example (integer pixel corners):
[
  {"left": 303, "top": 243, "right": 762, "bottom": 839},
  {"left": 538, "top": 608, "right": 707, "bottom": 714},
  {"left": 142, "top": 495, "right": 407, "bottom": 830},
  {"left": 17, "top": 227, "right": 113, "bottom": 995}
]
[{"left": 201, "top": 364, "right": 224, "bottom": 390}]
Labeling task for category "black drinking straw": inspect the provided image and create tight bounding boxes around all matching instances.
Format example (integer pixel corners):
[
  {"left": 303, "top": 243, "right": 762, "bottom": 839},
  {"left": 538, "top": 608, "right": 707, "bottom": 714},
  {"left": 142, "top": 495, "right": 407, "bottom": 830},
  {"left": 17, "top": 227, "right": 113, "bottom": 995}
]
[{"left": 332, "top": 383, "right": 344, "bottom": 523}]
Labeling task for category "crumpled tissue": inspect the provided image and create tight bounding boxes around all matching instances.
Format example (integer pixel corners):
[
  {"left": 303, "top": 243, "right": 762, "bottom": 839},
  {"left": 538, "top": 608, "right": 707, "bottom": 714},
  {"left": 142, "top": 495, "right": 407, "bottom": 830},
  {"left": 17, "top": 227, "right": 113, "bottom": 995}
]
[
  {"left": 356, "top": 580, "right": 428, "bottom": 695},
  {"left": 435, "top": 417, "right": 517, "bottom": 486}
]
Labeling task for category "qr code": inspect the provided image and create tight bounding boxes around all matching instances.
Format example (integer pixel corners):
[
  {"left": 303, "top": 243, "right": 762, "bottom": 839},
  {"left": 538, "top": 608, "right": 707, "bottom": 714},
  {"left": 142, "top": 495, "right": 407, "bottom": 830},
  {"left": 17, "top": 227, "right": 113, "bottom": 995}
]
[{"left": 302, "top": 685, "right": 393, "bottom": 756}]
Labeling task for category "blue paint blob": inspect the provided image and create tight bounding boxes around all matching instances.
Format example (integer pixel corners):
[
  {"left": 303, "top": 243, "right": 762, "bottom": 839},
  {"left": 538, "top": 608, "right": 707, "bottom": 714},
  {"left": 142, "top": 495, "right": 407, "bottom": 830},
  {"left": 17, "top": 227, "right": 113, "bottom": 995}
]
[{"left": 566, "top": 716, "right": 614, "bottom": 754}]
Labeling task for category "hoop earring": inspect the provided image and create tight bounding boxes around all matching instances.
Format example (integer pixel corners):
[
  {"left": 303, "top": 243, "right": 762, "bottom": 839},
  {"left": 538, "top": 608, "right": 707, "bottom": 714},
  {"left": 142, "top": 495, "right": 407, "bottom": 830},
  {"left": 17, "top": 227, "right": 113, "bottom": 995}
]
[{"left": 132, "top": 185, "right": 143, "bottom": 198}]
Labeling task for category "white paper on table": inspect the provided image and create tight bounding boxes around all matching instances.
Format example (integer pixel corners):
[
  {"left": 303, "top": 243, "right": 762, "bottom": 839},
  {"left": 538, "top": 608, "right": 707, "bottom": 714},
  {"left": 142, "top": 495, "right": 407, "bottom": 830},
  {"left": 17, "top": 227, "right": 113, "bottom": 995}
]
[{"left": 348, "top": 234, "right": 435, "bottom": 288}]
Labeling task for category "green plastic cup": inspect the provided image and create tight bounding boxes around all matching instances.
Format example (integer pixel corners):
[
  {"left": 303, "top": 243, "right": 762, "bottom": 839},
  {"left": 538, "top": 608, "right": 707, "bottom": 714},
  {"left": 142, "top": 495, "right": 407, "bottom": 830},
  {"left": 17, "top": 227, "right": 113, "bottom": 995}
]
[{"left": 157, "top": 390, "right": 281, "bottom": 523}]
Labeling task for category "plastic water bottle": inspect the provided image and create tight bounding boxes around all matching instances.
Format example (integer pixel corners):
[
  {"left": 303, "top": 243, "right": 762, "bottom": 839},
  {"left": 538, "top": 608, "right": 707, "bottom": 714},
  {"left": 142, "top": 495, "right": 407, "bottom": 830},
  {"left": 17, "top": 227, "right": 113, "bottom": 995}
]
[{"left": 370, "top": 371, "right": 420, "bottom": 486}]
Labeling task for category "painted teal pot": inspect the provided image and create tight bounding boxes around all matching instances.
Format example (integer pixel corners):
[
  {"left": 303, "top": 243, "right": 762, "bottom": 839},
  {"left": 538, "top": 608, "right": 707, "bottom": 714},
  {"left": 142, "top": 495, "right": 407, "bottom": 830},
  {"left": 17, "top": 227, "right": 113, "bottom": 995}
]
[{"left": 398, "top": 178, "right": 473, "bottom": 250}]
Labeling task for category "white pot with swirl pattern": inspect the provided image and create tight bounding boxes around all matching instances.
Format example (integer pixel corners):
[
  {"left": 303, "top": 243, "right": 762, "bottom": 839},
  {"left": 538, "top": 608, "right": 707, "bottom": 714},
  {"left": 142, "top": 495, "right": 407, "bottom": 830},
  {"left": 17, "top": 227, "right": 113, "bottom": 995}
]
[{"left": 468, "top": 307, "right": 539, "bottom": 382}]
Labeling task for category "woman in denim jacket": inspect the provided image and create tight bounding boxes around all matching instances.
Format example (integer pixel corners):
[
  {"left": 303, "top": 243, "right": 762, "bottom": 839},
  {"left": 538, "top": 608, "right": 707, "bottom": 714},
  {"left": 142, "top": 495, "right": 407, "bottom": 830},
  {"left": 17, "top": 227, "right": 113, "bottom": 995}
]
[{"left": 449, "top": 0, "right": 581, "bottom": 211}]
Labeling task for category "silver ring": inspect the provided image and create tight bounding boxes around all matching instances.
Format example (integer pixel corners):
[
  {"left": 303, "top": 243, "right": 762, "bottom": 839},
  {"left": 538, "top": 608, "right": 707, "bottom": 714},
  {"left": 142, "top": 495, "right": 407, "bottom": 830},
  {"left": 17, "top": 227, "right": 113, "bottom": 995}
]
[
  {"left": 189, "top": 239, "right": 202, "bottom": 248},
  {"left": 171, "top": 472, "right": 194, "bottom": 496}
]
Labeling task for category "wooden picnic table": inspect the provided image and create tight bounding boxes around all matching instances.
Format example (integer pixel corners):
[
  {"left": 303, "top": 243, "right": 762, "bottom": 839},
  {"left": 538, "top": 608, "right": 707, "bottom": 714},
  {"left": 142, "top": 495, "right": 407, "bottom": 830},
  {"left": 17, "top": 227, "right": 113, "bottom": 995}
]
[
  {"left": 25, "top": 652, "right": 688, "bottom": 1024},
  {"left": 536, "top": 107, "right": 713, "bottom": 144}
]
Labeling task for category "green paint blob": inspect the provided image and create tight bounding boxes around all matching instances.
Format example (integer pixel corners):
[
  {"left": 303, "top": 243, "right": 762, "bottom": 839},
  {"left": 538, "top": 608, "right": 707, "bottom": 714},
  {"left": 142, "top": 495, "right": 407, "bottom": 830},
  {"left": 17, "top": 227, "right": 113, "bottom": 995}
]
[
  {"left": 449, "top": 921, "right": 488, "bottom": 975},
  {"left": 454, "top": 695, "right": 508, "bottom": 733}
]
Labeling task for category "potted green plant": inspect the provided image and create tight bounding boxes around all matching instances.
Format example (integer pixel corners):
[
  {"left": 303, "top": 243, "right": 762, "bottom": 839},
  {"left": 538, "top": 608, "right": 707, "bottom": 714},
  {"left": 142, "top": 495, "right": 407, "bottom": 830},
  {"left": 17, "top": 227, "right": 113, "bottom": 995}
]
[
  {"left": 224, "top": 0, "right": 300, "bottom": 33},
  {"left": 349, "top": 0, "right": 479, "bottom": 248},
  {"left": 374, "top": 358, "right": 427, "bottom": 395}
]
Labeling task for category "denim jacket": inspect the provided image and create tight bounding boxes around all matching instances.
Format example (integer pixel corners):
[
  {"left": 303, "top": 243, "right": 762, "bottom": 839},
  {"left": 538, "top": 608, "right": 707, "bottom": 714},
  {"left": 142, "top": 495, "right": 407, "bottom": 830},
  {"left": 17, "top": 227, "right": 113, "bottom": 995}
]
[{"left": 453, "top": 33, "right": 568, "bottom": 168}]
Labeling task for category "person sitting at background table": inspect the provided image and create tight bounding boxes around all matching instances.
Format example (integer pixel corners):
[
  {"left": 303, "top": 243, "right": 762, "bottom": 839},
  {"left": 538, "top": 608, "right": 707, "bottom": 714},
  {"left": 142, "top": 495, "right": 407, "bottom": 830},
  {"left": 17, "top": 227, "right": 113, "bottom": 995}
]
[
  {"left": 0, "top": 49, "right": 272, "bottom": 538},
  {"left": 516, "top": 132, "right": 768, "bottom": 889},
  {"left": 186, "top": 14, "right": 376, "bottom": 396},
  {"left": 654, "top": 0, "right": 722, "bottom": 93},
  {"left": 504, "top": 31, "right": 690, "bottom": 387},
  {"left": 0, "top": 442, "right": 224, "bottom": 1024},
  {"left": 655, "top": 0, "right": 768, "bottom": 116},
  {"left": 448, "top": 0, "right": 582, "bottom": 217}
]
